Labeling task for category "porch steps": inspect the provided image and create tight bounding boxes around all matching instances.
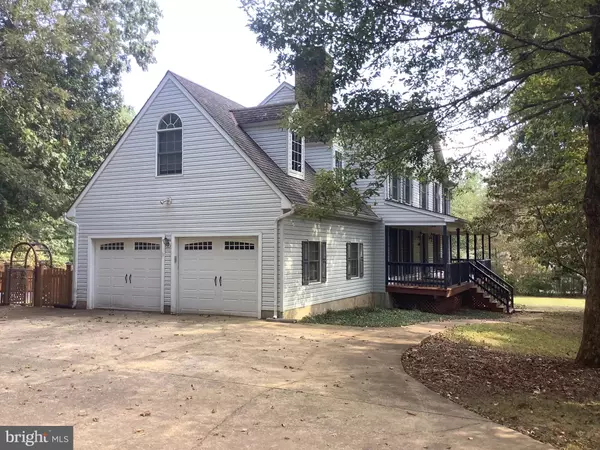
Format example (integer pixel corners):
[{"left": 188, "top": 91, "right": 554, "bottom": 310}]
[{"left": 471, "top": 286, "right": 511, "bottom": 313}]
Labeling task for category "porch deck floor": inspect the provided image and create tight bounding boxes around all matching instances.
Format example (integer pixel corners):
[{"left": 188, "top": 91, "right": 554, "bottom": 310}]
[{"left": 386, "top": 282, "right": 475, "bottom": 298}]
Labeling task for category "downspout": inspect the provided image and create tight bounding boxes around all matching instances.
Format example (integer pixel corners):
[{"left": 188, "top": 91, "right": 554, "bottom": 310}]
[
  {"left": 271, "top": 208, "right": 295, "bottom": 320},
  {"left": 63, "top": 214, "right": 79, "bottom": 308}
]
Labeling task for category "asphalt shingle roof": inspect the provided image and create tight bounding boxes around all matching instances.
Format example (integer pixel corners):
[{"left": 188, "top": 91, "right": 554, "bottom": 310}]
[
  {"left": 170, "top": 72, "right": 377, "bottom": 219},
  {"left": 231, "top": 103, "right": 296, "bottom": 125}
]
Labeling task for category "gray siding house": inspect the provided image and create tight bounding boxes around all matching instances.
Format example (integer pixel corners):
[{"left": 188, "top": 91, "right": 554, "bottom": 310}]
[{"left": 66, "top": 71, "right": 465, "bottom": 319}]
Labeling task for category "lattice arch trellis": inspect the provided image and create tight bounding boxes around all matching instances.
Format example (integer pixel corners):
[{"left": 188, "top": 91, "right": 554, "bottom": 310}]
[{"left": 1, "top": 241, "right": 71, "bottom": 307}]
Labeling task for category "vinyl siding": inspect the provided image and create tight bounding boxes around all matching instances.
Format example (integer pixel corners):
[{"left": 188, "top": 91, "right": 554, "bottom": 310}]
[
  {"left": 243, "top": 125, "right": 334, "bottom": 174},
  {"left": 281, "top": 217, "right": 374, "bottom": 311},
  {"left": 262, "top": 84, "right": 296, "bottom": 105},
  {"left": 75, "top": 79, "right": 283, "bottom": 312},
  {"left": 243, "top": 122, "right": 288, "bottom": 172},
  {"left": 361, "top": 173, "right": 450, "bottom": 292},
  {"left": 355, "top": 175, "right": 452, "bottom": 226},
  {"left": 372, "top": 221, "right": 386, "bottom": 292},
  {"left": 305, "top": 141, "right": 333, "bottom": 171}
]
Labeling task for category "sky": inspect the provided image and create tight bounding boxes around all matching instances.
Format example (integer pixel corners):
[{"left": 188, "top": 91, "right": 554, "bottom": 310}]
[
  {"left": 121, "top": 0, "right": 507, "bottom": 163},
  {"left": 121, "top": 0, "right": 292, "bottom": 111}
]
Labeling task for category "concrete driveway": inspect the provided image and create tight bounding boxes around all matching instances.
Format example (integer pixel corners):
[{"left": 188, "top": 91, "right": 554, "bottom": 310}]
[{"left": 0, "top": 308, "right": 549, "bottom": 449}]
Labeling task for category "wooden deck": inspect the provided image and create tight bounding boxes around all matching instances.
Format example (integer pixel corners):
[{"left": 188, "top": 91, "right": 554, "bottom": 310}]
[{"left": 386, "top": 282, "right": 475, "bottom": 298}]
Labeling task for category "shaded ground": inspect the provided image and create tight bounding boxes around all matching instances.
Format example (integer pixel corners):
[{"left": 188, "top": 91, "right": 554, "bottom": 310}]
[
  {"left": 301, "top": 306, "right": 503, "bottom": 327},
  {"left": 403, "top": 312, "right": 599, "bottom": 450},
  {"left": 0, "top": 306, "right": 549, "bottom": 449},
  {"left": 514, "top": 296, "right": 585, "bottom": 311}
]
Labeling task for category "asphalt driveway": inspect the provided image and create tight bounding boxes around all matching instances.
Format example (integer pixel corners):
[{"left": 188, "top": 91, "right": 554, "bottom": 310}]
[{"left": 0, "top": 308, "right": 549, "bottom": 449}]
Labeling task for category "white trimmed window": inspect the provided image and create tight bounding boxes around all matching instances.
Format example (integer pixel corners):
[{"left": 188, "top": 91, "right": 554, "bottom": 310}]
[
  {"left": 346, "top": 242, "right": 364, "bottom": 279},
  {"left": 334, "top": 149, "right": 344, "bottom": 170},
  {"left": 288, "top": 130, "right": 305, "bottom": 179},
  {"left": 157, "top": 113, "right": 183, "bottom": 176},
  {"left": 433, "top": 182, "right": 442, "bottom": 212},
  {"left": 388, "top": 176, "right": 412, "bottom": 205},
  {"left": 301, "top": 241, "right": 327, "bottom": 284},
  {"left": 420, "top": 182, "right": 429, "bottom": 209}
]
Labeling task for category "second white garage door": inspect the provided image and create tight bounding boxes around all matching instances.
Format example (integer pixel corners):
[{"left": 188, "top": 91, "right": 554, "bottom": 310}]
[{"left": 178, "top": 237, "right": 258, "bottom": 316}]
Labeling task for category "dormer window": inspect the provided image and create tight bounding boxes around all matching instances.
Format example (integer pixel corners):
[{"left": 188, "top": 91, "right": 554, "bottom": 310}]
[
  {"left": 157, "top": 113, "right": 183, "bottom": 176},
  {"left": 288, "top": 130, "right": 305, "bottom": 179}
]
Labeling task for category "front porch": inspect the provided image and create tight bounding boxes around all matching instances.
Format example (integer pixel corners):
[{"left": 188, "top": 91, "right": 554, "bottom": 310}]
[{"left": 384, "top": 226, "right": 513, "bottom": 313}]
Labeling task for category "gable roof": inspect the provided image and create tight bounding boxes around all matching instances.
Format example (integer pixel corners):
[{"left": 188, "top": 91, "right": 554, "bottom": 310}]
[
  {"left": 231, "top": 102, "right": 295, "bottom": 125},
  {"left": 170, "top": 72, "right": 317, "bottom": 207},
  {"left": 66, "top": 71, "right": 377, "bottom": 220},
  {"left": 171, "top": 73, "right": 377, "bottom": 220},
  {"left": 259, "top": 81, "right": 295, "bottom": 106}
]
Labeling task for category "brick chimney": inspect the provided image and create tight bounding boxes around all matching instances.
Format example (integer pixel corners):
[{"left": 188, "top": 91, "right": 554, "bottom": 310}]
[{"left": 294, "top": 46, "right": 334, "bottom": 111}]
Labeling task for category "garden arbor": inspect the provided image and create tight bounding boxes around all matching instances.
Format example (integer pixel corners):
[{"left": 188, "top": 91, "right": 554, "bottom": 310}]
[{"left": 0, "top": 242, "right": 72, "bottom": 307}]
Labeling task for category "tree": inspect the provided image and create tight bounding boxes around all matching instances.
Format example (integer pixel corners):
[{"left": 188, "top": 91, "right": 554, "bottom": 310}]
[
  {"left": 452, "top": 164, "right": 586, "bottom": 296},
  {"left": 486, "top": 123, "right": 587, "bottom": 279},
  {"left": 451, "top": 172, "right": 488, "bottom": 224},
  {"left": 0, "top": 0, "right": 161, "bottom": 248},
  {"left": 242, "top": 0, "right": 600, "bottom": 366}
]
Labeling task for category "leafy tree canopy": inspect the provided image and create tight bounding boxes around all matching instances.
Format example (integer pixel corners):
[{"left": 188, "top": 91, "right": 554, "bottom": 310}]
[
  {"left": 486, "top": 114, "right": 587, "bottom": 279},
  {"left": 0, "top": 0, "right": 160, "bottom": 249},
  {"left": 451, "top": 171, "right": 488, "bottom": 225},
  {"left": 243, "top": 0, "right": 590, "bottom": 211}
]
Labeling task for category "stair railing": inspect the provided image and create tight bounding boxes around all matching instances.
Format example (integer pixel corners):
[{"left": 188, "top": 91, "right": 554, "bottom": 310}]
[
  {"left": 472, "top": 260, "right": 515, "bottom": 298},
  {"left": 468, "top": 262, "right": 514, "bottom": 313}
]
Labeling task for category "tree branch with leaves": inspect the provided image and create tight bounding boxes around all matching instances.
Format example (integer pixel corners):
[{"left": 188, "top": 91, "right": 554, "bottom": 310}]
[{"left": 243, "top": 0, "right": 600, "bottom": 366}]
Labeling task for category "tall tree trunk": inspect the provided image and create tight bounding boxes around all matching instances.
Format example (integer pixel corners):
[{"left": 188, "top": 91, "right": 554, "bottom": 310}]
[
  {"left": 579, "top": 114, "right": 600, "bottom": 367},
  {"left": 577, "top": 1, "right": 600, "bottom": 367}
]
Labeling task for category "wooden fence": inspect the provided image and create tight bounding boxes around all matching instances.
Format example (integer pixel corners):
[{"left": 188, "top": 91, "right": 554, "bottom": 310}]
[{"left": 0, "top": 263, "right": 72, "bottom": 307}]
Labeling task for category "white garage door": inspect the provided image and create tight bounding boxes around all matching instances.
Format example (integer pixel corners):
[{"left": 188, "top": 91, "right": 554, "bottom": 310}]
[
  {"left": 94, "top": 239, "right": 162, "bottom": 311},
  {"left": 178, "top": 237, "right": 258, "bottom": 316}
]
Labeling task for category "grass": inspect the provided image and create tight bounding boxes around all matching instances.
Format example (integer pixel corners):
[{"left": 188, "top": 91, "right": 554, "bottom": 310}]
[
  {"left": 467, "top": 394, "right": 600, "bottom": 450},
  {"left": 515, "top": 296, "right": 585, "bottom": 310},
  {"left": 300, "top": 307, "right": 502, "bottom": 327},
  {"left": 445, "top": 312, "right": 582, "bottom": 358},
  {"left": 431, "top": 311, "right": 597, "bottom": 449}
]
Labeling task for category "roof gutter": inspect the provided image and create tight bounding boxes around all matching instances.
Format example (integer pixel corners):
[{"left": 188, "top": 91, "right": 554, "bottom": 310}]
[
  {"left": 271, "top": 207, "right": 295, "bottom": 319},
  {"left": 62, "top": 214, "right": 79, "bottom": 308}
]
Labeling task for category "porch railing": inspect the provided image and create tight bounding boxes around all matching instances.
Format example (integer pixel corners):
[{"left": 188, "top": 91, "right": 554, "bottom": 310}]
[
  {"left": 387, "top": 262, "right": 446, "bottom": 287},
  {"left": 386, "top": 260, "right": 514, "bottom": 312},
  {"left": 387, "top": 261, "right": 470, "bottom": 288}
]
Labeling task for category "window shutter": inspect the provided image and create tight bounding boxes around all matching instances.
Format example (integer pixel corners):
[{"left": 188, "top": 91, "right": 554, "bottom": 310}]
[
  {"left": 321, "top": 242, "right": 327, "bottom": 283},
  {"left": 359, "top": 243, "right": 364, "bottom": 278},
  {"left": 346, "top": 243, "right": 352, "bottom": 279},
  {"left": 301, "top": 241, "right": 309, "bottom": 285}
]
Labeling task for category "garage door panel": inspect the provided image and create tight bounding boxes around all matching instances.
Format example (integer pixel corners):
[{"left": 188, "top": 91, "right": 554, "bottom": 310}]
[
  {"left": 178, "top": 237, "right": 258, "bottom": 316},
  {"left": 94, "top": 239, "right": 162, "bottom": 311},
  {"left": 178, "top": 239, "right": 219, "bottom": 313}
]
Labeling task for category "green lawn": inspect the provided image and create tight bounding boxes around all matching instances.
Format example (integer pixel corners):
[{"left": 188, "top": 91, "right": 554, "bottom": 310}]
[
  {"left": 515, "top": 296, "right": 585, "bottom": 310},
  {"left": 431, "top": 312, "right": 596, "bottom": 450},
  {"left": 300, "top": 307, "right": 502, "bottom": 327},
  {"left": 445, "top": 312, "right": 582, "bottom": 358}
]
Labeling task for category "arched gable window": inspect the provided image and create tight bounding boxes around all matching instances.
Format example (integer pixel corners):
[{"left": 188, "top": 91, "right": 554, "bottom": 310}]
[{"left": 157, "top": 113, "right": 183, "bottom": 175}]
